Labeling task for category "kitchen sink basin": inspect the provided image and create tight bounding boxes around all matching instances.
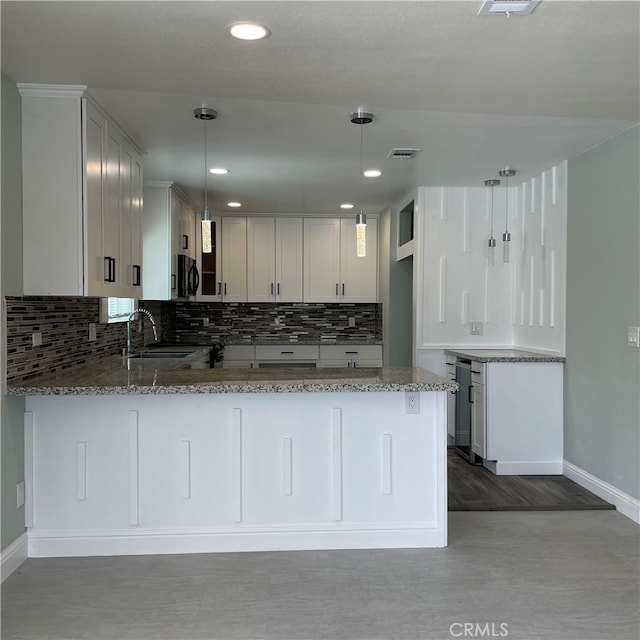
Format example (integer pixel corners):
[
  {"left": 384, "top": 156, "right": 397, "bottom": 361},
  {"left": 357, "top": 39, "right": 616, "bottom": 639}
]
[{"left": 128, "top": 351, "right": 193, "bottom": 359}]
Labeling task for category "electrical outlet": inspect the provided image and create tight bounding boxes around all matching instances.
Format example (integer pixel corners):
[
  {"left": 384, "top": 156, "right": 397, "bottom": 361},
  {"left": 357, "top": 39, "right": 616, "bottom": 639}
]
[
  {"left": 470, "top": 322, "right": 483, "bottom": 335},
  {"left": 405, "top": 392, "right": 420, "bottom": 414},
  {"left": 88, "top": 323, "right": 97, "bottom": 342},
  {"left": 16, "top": 481, "right": 25, "bottom": 509},
  {"left": 348, "top": 317, "right": 356, "bottom": 328},
  {"left": 203, "top": 317, "right": 209, "bottom": 327},
  {"left": 628, "top": 326, "right": 640, "bottom": 348},
  {"left": 32, "top": 332, "right": 42, "bottom": 347}
]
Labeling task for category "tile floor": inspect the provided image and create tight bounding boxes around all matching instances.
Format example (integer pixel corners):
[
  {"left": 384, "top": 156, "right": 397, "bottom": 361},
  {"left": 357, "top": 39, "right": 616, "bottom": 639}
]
[{"left": 1, "top": 510, "right": 638, "bottom": 640}]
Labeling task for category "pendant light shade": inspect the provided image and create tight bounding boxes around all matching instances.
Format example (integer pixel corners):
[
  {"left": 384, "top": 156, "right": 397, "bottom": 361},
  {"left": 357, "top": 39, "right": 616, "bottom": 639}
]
[
  {"left": 499, "top": 168, "right": 516, "bottom": 263},
  {"left": 194, "top": 107, "right": 218, "bottom": 253},
  {"left": 484, "top": 178, "right": 500, "bottom": 267},
  {"left": 350, "top": 109, "right": 374, "bottom": 257}
]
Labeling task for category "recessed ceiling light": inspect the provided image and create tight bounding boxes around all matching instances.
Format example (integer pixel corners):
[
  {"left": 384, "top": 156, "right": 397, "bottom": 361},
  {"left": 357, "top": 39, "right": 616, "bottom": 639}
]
[
  {"left": 227, "top": 201, "right": 242, "bottom": 208},
  {"left": 210, "top": 167, "right": 229, "bottom": 175},
  {"left": 228, "top": 22, "right": 271, "bottom": 41},
  {"left": 478, "top": 0, "right": 540, "bottom": 16},
  {"left": 340, "top": 203, "right": 354, "bottom": 210},
  {"left": 364, "top": 169, "right": 382, "bottom": 178}
]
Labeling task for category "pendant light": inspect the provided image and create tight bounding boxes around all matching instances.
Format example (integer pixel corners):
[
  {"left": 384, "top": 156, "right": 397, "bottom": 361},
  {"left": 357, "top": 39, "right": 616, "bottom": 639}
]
[
  {"left": 194, "top": 107, "right": 218, "bottom": 253},
  {"left": 499, "top": 167, "right": 516, "bottom": 263},
  {"left": 350, "top": 109, "right": 374, "bottom": 257},
  {"left": 484, "top": 178, "right": 500, "bottom": 267}
]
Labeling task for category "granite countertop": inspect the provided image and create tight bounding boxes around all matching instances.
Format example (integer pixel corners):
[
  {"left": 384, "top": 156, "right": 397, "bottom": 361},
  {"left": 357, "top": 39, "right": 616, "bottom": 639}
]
[
  {"left": 6, "top": 357, "right": 456, "bottom": 396},
  {"left": 224, "top": 339, "right": 383, "bottom": 346},
  {"left": 444, "top": 348, "right": 565, "bottom": 363}
]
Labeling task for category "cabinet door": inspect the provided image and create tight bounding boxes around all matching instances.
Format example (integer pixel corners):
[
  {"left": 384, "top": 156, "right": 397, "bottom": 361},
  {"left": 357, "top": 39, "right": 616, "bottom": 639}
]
[
  {"left": 169, "top": 189, "right": 182, "bottom": 300},
  {"left": 303, "top": 218, "right": 340, "bottom": 302},
  {"left": 471, "top": 383, "right": 486, "bottom": 458},
  {"left": 340, "top": 217, "right": 378, "bottom": 302},
  {"left": 120, "top": 143, "right": 144, "bottom": 298},
  {"left": 196, "top": 215, "right": 222, "bottom": 301},
  {"left": 275, "top": 218, "right": 303, "bottom": 302},
  {"left": 221, "top": 217, "right": 247, "bottom": 302},
  {"left": 103, "top": 122, "right": 123, "bottom": 294},
  {"left": 247, "top": 218, "right": 276, "bottom": 302},
  {"left": 83, "top": 100, "right": 109, "bottom": 297}
]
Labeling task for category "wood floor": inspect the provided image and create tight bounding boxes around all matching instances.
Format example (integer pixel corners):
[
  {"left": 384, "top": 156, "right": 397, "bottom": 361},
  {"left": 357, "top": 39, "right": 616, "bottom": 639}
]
[{"left": 447, "top": 448, "right": 615, "bottom": 511}]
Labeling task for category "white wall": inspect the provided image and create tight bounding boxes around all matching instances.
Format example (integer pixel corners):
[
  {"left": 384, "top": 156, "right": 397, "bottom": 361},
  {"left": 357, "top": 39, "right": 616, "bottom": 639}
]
[{"left": 411, "top": 162, "right": 567, "bottom": 374}]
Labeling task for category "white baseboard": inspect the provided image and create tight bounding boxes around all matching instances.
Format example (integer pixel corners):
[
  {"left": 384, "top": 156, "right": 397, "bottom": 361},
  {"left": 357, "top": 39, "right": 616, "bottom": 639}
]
[
  {"left": 28, "top": 522, "right": 444, "bottom": 558},
  {"left": 485, "top": 460, "right": 563, "bottom": 475},
  {"left": 1, "top": 532, "right": 28, "bottom": 582},
  {"left": 563, "top": 460, "right": 640, "bottom": 524}
]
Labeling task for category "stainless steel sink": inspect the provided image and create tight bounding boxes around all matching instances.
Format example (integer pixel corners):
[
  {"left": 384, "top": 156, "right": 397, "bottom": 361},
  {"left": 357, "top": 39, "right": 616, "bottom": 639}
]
[{"left": 128, "top": 351, "right": 193, "bottom": 359}]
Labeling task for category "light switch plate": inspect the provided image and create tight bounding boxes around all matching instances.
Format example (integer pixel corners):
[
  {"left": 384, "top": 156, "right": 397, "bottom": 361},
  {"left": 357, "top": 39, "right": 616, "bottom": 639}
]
[
  {"left": 627, "top": 326, "right": 640, "bottom": 348},
  {"left": 470, "top": 322, "right": 483, "bottom": 335},
  {"left": 88, "top": 323, "right": 97, "bottom": 342},
  {"left": 32, "top": 332, "right": 42, "bottom": 347}
]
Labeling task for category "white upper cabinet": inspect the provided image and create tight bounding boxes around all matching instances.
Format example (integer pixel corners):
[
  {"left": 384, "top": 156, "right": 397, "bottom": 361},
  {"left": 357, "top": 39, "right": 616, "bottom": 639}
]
[
  {"left": 221, "top": 217, "right": 247, "bottom": 302},
  {"left": 19, "top": 84, "right": 144, "bottom": 298},
  {"left": 303, "top": 217, "right": 378, "bottom": 303},
  {"left": 143, "top": 184, "right": 194, "bottom": 301},
  {"left": 247, "top": 217, "right": 303, "bottom": 303},
  {"left": 303, "top": 218, "right": 341, "bottom": 303},
  {"left": 340, "top": 217, "right": 378, "bottom": 303}
]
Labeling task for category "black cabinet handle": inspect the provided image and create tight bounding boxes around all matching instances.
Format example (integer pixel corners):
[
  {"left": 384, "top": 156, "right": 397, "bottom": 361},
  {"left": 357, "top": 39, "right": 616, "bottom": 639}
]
[
  {"left": 104, "top": 257, "right": 116, "bottom": 283},
  {"left": 217, "top": 282, "right": 222, "bottom": 295},
  {"left": 342, "top": 284, "right": 345, "bottom": 296},
  {"left": 171, "top": 274, "right": 176, "bottom": 291},
  {"left": 132, "top": 265, "right": 141, "bottom": 287},
  {"left": 335, "top": 283, "right": 339, "bottom": 296},
  {"left": 280, "top": 351, "right": 294, "bottom": 354},
  {"left": 469, "top": 385, "right": 474, "bottom": 404},
  {"left": 182, "top": 235, "right": 189, "bottom": 250},
  {"left": 277, "top": 283, "right": 280, "bottom": 295},
  {"left": 224, "top": 283, "right": 227, "bottom": 296},
  {"left": 270, "top": 283, "right": 274, "bottom": 295},
  {"left": 345, "top": 351, "right": 358, "bottom": 354},
  {"left": 471, "top": 370, "right": 481, "bottom": 375}
]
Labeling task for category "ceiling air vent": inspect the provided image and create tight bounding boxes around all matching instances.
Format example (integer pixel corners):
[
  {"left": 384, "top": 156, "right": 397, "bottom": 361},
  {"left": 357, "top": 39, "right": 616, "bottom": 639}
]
[
  {"left": 478, "top": 0, "right": 541, "bottom": 16},
  {"left": 387, "top": 148, "right": 422, "bottom": 160}
]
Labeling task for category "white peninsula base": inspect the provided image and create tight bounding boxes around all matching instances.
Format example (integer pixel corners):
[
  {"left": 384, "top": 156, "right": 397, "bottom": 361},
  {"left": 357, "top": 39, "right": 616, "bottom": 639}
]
[{"left": 25, "top": 391, "right": 448, "bottom": 557}]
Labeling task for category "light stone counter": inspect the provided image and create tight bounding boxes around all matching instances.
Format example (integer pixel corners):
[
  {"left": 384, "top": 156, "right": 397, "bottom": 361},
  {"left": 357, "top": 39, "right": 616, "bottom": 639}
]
[
  {"left": 7, "top": 357, "right": 456, "bottom": 396},
  {"left": 444, "top": 348, "right": 565, "bottom": 363}
]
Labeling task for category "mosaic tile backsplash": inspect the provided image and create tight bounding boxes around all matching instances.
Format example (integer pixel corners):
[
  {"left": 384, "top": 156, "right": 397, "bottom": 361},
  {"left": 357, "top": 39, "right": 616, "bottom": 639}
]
[
  {"left": 5, "top": 297, "right": 381, "bottom": 383},
  {"left": 167, "top": 302, "right": 382, "bottom": 345},
  {"left": 4, "top": 297, "right": 162, "bottom": 384}
]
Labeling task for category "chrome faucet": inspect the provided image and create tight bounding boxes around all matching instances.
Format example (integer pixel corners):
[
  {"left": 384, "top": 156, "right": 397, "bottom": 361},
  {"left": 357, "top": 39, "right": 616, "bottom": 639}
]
[{"left": 126, "top": 308, "right": 158, "bottom": 357}]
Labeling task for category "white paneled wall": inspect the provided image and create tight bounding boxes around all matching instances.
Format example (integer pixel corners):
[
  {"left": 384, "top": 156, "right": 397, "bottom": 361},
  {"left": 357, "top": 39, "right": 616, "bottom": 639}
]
[
  {"left": 415, "top": 162, "right": 567, "bottom": 368},
  {"left": 513, "top": 163, "right": 567, "bottom": 354}
]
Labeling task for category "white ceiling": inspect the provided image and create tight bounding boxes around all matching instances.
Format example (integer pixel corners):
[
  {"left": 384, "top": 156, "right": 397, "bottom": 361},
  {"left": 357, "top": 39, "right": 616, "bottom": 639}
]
[{"left": 2, "top": 0, "right": 639, "bottom": 214}]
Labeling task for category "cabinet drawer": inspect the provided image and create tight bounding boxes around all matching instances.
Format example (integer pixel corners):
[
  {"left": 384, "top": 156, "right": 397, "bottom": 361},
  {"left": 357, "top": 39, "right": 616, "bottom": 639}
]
[
  {"left": 255, "top": 345, "right": 319, "bottom": 360},
  {"left": 471, "top": 362, "right": 486, "bottom": 385},
  {"left": 320, "top": 345, "right": 382, "bottom": 360},
  {"left": 224, "top": 345, "right": 256, "bottom": 361}
]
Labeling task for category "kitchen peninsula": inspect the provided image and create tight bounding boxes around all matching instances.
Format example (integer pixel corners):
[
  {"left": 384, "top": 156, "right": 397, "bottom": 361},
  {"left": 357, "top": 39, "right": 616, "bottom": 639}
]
[{"left": 8, "top": 362, "right": 455, "bottom": 558}]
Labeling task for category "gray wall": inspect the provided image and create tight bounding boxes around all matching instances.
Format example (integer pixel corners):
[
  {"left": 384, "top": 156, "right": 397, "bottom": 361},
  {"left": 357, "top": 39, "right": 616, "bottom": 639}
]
[
  {"left": 1, "top": 72, "right": 26, "bottom": 550},
  {"left": 381, "top": 205, "right": 413, "bottom": 368},
  {"left": 565, "top": 124, "right": 640, "bottom": 500}
]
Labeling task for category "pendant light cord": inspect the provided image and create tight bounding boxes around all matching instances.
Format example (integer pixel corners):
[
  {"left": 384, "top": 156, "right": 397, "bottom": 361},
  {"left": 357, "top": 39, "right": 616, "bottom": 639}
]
[
  {"left": 204, "top": 119, "right": 208, "bottom": 212},
  {"left": 504, "top": 173, "right": 509, "bottom": 234},
  {"left": 490, "top": 184, "right": 495, "bottom": 237},
  {"left": 359, "top": 123, "right": 364, "bottom": 212}
]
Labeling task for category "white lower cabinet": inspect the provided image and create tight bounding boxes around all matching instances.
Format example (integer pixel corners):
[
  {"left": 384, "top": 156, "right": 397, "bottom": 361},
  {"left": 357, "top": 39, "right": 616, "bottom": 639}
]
[
  {"left": 25, "top": 392, "right": 448, "bottom": 556},
  {"left": 222, "top": 345, "right": 256, "bottom": 368},
  {"left": 319, "top": 345, "right": 382, "bottom": 368},
  {"left": 464, "top": 360, "right": 564, "bottom": 475}
]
